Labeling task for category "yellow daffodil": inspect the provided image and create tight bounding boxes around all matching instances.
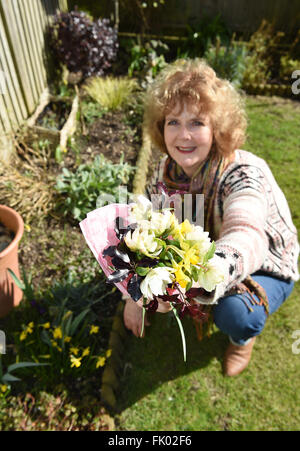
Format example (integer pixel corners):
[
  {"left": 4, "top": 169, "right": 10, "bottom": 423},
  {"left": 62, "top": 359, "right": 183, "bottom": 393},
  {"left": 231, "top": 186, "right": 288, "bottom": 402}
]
[
  {"left": 70, "top": 354, "right": 82, "bottom": 368},
  {"left": 63, "top": 311, "right": 72, "bottom": 321},
  {"left": 53, "top": 327, "right": 62, "bottom": 340},
  {"left": 64, "top": 336, "right": 71, "bottom": 343},
  {"left": 1, "top": 384, "right": 8, "bottom": 393},
  {"left": 70, "top": 347, "right": 79, "bottom": 355},
  {"left": 82, "top": 347, "right": 90, "bottom": 357},
  {"left": 19, "top": 321, "right": 34, "bottom": 341},
  {"left": 51, "top": 340, "right": 62, "bottom": 352},
  {"left": 41, "top": 322, "right": 50, "bottom": 329},
  {"left": 96, "top": 356, "right": 106, "bottom": 368},
  {"left": 182, "top": 245, "right": 200, "bottom": 272},
  {"left": 89, "top": 325, "right": 99, "bottom": 335},
  {"left": 20, "top": 330, "right": 27, "bottom": 341},
  {"left": 179, "top": 219, "right": 193, "bottom": 235},
  {"left": 27, "top": 322, "right": 34, "bottom": 334},
  {"left": 172, "top": 219, "right": 193, "bottom": 249},
  {"left": 172, "top": 260, "right": 191, "bottom": 289},
  {"left": 106, "top": 349, "right": 112, "bottom": 358}
]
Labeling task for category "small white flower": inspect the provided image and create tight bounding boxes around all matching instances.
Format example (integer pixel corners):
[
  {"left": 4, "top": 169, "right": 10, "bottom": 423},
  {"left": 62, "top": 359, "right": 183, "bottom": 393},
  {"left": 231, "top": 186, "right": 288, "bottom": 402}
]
[
  {"left": 185, "top": 225, "right": 212, "bottom": 259},
  {"left": 129, "top": 195, "right": 153, "bottom": 222},
  {"left": 124, "top": 228, "right": 162, "bottom": 256},
  {"left": 197, "top": 257, "right": 225, "bottom": 292},
  {"left": 140, "top": 267, "right": 174, "bottom": 300},
  {"left": 149, "top": 210, "right": 177, "bottom": 236}
]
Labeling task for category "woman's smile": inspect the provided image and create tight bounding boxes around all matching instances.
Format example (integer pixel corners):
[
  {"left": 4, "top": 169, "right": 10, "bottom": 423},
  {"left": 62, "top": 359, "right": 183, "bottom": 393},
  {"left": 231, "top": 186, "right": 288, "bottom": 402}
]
[
  {"left": 176, "top": 146, "right": 197, "bottom": 153},
  {"left": 164, "top": 102, "right": 214, "bottom": 177}
]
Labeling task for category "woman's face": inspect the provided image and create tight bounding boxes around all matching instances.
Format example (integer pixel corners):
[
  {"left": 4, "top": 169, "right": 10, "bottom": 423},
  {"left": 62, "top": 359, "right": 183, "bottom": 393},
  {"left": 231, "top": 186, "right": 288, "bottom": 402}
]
[{"left": 164, "top": 101, "right": 214, "bottom": 177}]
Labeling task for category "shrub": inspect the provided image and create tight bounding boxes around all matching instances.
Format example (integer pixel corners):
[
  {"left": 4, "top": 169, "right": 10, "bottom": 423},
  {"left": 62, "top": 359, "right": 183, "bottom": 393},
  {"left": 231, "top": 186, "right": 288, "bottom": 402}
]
[
  {"left": 83, "top": 76, "right": 139, "bottom": 111},
  {"left": 242, "top": 20, "right": 283, "bottom": 87},
  {"left": 49, "top": 10, "right": 118, "bottom": 80},
  {"left": 177, "top": 14, "right": 231, "bottom": 58},
  {"left": 55, "top": 154, "right": 135, "bottom": 221},
  {"left": 127, "top": 39, "right": 169, "bottom": 85},
  {"left": 204, "top": 37, "right": 248, "bottom": 88},
  {"left": 280, "top": 55, "right": 300, "bottom": 81}
]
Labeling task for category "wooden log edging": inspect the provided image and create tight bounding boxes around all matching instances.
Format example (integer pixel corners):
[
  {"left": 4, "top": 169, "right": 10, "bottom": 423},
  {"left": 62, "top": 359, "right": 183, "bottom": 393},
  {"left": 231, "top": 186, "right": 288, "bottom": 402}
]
[
  {"left": 243, "top": 83, "right": 295, "bottom": 98},
  {"left": 26, "top": 89, "right": 79, "bottom": 151},
  {"left": 99, "top": 131, "right": 153, "bottom": 417}
]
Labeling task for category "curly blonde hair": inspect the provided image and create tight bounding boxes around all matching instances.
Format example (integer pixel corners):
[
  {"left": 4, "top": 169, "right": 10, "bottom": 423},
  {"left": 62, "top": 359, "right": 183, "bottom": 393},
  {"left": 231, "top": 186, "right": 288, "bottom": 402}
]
[{"left": 143, "top": 58, "right": 247, "bottom": 157}]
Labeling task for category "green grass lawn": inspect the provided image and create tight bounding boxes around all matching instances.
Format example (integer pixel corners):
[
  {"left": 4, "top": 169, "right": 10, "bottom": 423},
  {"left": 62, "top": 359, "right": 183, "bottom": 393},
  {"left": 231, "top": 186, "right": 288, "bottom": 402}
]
[{"left": 115, "top": 96, "right": 300, "bottom": 431}]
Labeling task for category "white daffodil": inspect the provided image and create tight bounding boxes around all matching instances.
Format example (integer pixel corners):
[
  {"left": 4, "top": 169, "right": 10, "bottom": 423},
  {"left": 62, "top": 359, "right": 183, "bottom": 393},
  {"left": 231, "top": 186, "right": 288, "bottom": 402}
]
[
  {"left": 185, "top": 225, "right": 212, "bottom": 258},
  {"left": 149, "top": 210, "right": 178, "bottom": 237},
  {"left": 124, "top": 228, "right": 162, "bottom": 256},
  {"left": 140, "top": 267, "right": 174, "bottom": 300},
  {"left": 197, "top": 257, "right": 225, "bottom": 292},
  {"left": 129, "top": 195, "right": 153, "bottom": 222}
]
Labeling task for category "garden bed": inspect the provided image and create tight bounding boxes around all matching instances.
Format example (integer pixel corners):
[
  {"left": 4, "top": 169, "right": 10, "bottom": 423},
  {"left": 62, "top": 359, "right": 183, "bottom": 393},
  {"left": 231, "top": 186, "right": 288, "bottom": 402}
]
[{"left": 0, "top": 89, "right": 146, "bottom": 430}]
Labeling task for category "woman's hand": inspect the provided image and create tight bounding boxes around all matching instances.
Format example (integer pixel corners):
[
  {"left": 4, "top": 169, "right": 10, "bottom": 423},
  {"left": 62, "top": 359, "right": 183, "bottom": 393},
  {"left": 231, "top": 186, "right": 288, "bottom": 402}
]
[
  {"left": 123, "top": 296, "right": 172, "bottom": 337},
  {"left": 136, "top": 297, "right": 172, "bottom": 313},
  {"left": 123, "top": 297, "right": 150, "bottom": 338}
]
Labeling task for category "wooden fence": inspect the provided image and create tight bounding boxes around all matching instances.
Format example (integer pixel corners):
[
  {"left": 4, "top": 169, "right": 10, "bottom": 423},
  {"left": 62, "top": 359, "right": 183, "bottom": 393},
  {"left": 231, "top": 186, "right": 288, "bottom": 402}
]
[
  {"left": 71, "top": 0, "right": 300, "bottom": 37},
  {"left": 0, "top": 0, "right": 67, "bottom": 162}
]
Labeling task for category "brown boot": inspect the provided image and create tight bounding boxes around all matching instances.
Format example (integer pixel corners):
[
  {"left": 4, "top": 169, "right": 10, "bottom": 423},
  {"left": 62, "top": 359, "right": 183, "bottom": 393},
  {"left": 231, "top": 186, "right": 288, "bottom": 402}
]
[{"left": 223, "top": 337, "right": 256, "bottom": 376}]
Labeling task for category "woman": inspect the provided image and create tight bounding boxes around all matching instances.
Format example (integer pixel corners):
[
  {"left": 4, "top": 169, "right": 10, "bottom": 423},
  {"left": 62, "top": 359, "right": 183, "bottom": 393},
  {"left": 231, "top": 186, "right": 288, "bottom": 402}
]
[{"left": 123, "top": 58, "right": 299, "bottom": 376}]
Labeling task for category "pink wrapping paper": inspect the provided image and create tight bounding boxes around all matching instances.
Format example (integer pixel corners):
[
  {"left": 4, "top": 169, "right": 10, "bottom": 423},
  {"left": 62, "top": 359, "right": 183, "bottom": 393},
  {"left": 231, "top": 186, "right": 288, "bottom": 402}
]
[{"left": 79, "top": 203, "right": 131, "bottom": 296}]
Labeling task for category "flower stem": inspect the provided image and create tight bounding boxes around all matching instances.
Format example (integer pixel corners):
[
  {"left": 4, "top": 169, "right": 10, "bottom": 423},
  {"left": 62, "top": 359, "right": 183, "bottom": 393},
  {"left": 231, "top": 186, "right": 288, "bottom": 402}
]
[
  {"left": 170, "top": 303, "right": 186, "bottom": 363},
  {"left": 140, "top": 298, "right": 146, "bottom": 338}
]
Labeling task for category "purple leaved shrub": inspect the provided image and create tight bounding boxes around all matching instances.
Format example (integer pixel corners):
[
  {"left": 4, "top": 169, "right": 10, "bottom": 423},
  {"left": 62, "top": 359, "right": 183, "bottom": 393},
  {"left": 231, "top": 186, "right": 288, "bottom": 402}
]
[{"left": 49, "top": 10, "right": 118, "bottom": 80}]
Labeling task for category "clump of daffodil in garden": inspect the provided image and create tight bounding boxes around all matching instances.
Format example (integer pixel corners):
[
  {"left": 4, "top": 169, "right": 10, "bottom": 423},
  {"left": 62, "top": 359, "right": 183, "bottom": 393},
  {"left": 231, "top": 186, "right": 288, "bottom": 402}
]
[
  {"left": 1, "top": 269, "right": 117, "bottom": 392},
  {"left": 13, "top": 312, "right": 112, "bottom": 382}
]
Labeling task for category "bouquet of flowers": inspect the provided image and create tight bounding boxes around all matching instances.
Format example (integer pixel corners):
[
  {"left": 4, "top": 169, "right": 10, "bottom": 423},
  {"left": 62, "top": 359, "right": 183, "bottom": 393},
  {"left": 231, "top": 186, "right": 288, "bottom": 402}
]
[{"left": 80, "top": 194, "right": 225, "bottom": 361}]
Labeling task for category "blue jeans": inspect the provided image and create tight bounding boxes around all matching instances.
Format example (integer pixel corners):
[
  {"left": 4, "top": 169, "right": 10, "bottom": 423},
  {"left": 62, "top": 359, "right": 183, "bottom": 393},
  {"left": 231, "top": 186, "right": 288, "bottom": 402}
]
[{"left": 213, "top": 272, "right": 295, "bottom": 346}]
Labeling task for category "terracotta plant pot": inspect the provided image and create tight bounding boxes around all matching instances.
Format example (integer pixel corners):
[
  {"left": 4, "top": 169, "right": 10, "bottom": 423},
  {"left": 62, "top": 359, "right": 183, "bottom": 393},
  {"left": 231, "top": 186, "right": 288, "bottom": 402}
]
[{"left": 0, "top": 205, "right": 24, "bottom": 318}]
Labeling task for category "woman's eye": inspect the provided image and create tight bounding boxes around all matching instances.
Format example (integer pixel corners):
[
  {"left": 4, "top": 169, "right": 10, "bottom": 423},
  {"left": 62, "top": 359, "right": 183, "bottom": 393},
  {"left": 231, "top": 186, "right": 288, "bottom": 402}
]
[
  {"left": 192, "top": 120, "right": 204, "bottom": 126},
  {"left": 167, "top": 120, "right": 178, "bottom": 126}
]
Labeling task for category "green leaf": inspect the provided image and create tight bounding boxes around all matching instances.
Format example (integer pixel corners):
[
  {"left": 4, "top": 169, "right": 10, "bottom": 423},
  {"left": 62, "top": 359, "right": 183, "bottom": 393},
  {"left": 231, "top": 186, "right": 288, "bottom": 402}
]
[
  {"left": 191, "top": 265, "right": 199, "bottom": 282},
  {"left": 55, "top": 146, "right": 63, "bottom": 163},
  {"left": 41, "top": 329, "right": 52, "bottom": 347},
  {"left": 2, "top": 373, "right": 21, "bottom": 382},
  {"left": 7, "top": 361, "right": 49, "bottom": 372},
  {"left": 69, "top": 309, "right": 90, "bottom": 336},
  {"left": 204, "top": 241, "right": 216, "bottom": 263},
  {"left": 7, "top": 269, "right": 25, "bottom": 290},
  {"left": 185, "top": 279, "right": 193, "bottom": 292},
  {"left": 64, "top": 313, "right": 73, "bottom": 337},
  {"left": 166, "top": 251, "right": 174, "bottom": 261},
  {"left": 136, "top": 267, "right": 151, "bottom": 276}
]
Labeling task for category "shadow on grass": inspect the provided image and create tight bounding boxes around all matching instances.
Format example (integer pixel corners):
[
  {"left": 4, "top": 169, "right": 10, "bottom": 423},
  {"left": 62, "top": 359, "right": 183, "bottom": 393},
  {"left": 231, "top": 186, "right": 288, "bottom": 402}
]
[{"left": 117, "top": 311, "right": 228, "bottom": 413}]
